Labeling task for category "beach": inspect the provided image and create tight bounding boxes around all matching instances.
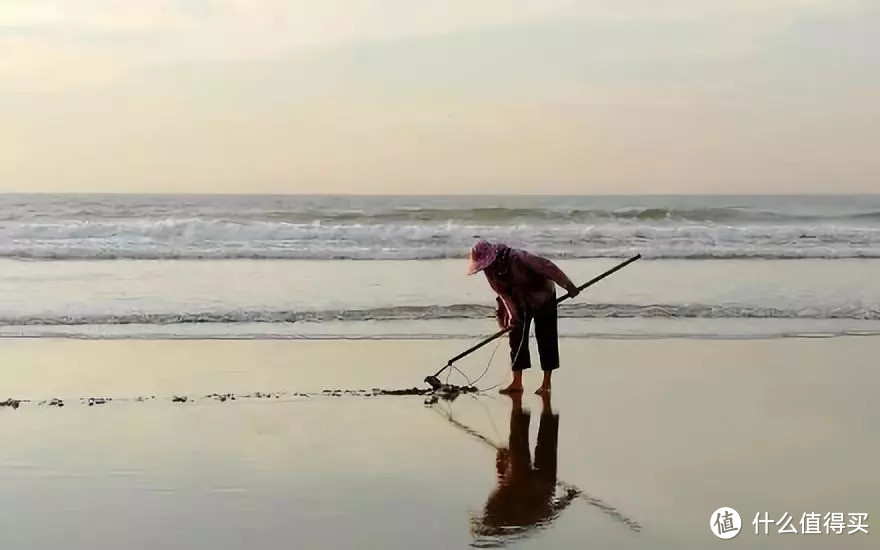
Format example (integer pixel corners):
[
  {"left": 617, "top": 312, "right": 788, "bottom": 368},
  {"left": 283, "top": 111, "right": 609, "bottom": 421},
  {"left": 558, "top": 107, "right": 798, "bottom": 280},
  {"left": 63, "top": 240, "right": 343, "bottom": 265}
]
[{"left": 1, "top": 337, "right": 876, "bottom": 549}]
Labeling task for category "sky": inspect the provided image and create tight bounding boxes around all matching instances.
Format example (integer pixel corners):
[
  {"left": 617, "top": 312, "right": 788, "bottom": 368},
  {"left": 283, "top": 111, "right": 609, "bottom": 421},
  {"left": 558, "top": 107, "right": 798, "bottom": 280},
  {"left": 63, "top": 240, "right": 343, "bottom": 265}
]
[{"left": 1, "top": 1, "right": 878, "bottom": 194}]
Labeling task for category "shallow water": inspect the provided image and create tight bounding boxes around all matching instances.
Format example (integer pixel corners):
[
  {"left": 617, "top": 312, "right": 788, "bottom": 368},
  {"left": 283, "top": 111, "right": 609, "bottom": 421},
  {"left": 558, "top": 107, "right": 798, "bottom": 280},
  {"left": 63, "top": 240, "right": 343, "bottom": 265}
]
[
  {"left": 2, "top": 258, "right": 880, "bottom": 340},
  {"left": 0, "top": 338, "right": 876, "bottom": 549}
]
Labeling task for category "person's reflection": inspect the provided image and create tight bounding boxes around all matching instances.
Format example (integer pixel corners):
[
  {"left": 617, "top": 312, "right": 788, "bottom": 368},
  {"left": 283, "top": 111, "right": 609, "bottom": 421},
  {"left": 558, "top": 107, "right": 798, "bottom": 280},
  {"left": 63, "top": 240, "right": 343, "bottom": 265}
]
[{"left": 471, "top": 393, "right": 578, "bottom": 541}]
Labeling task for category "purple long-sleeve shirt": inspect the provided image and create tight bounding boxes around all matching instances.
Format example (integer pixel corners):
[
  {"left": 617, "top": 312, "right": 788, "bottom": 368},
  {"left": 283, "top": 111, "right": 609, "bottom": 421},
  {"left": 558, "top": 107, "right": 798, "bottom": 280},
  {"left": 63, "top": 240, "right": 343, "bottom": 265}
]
[{"left": 484, "top": 247, "right": 576, "bottom": 324}]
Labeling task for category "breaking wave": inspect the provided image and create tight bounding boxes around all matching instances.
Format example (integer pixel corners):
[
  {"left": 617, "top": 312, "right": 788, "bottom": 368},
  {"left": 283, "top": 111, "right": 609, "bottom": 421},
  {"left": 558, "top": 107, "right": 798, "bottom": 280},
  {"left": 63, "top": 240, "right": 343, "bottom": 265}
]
[
  {"left": 2, "top": 195, "right": 880, "bottom": 260},
  {"left": 1, "top": 218, "right": 880, "bottom": 260},
  {"left": 3, "top": 303, "right": 879, "bottom": 326}
]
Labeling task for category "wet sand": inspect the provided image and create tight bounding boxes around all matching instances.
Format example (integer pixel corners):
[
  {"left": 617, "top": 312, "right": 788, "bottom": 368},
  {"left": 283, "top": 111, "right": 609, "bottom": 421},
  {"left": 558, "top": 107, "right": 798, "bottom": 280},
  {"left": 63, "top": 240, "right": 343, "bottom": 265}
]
[{"left": 0, "top": 337, "right": 877, "bottom": 549}]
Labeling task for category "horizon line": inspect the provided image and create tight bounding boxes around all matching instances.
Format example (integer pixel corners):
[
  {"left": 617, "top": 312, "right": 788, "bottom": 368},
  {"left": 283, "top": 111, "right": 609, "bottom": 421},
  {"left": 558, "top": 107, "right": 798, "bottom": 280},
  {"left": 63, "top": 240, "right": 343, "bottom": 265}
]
[{"left": 1, "top": 191, "right": 877, "bottom": 198}]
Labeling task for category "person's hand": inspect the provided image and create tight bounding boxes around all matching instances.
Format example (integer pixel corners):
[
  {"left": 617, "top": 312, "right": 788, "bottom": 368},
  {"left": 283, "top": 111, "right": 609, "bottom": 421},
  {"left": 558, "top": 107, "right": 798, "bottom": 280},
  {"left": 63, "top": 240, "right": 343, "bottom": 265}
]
[
  {"left": 495, "top": 309, "right": 507, "bottom": 329},
  {"left": 505, "top": 314, "right": 520, "bottom": 330},
  {"left": 566, "top": 285, "right": 580, "bottom": 299}
]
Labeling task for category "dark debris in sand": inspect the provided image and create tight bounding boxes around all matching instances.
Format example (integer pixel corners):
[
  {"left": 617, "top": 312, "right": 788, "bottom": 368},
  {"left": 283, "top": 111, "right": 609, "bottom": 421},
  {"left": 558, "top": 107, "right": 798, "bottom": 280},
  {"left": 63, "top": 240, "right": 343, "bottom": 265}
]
[
  {"left": 85, "top": 397, "right": 111, "bottom": 406},
  {"left": 1, "top": 383, "right": 480, "bottom": 411}
]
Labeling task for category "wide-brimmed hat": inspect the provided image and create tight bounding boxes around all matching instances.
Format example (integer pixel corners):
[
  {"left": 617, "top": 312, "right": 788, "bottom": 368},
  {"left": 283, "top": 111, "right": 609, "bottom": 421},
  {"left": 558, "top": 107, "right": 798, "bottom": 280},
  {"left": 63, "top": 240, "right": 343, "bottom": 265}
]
[{"left": 467, "top": 240, "right": 498, "bottom": 275}]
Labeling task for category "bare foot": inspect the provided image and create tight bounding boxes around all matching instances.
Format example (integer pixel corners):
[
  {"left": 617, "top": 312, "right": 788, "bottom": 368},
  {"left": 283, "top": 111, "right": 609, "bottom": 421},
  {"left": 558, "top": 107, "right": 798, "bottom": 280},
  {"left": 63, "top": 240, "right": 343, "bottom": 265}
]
[
  {"left": 536, "top": 371, "right": 552, "bottom": 395},
  {"left": 499, "top": 383, "right": 523, "bottom": 394}
]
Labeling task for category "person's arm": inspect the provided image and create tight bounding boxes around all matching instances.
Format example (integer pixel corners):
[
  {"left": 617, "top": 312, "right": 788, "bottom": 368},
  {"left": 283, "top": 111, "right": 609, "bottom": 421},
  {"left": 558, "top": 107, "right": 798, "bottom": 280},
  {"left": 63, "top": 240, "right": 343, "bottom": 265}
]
[
  {"left": 485, "top": 272, "right": 519, "bottom": 327},
  {"left": 518, "top": 251, "right": 579, "bottom": 297}
]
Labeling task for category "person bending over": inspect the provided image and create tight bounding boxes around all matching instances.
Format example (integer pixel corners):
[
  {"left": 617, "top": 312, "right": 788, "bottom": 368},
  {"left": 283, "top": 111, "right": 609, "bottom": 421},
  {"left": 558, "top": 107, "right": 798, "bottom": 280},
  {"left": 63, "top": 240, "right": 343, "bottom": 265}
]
[{"left": 467, "top": 240, "right": 578, "bottom": 394}]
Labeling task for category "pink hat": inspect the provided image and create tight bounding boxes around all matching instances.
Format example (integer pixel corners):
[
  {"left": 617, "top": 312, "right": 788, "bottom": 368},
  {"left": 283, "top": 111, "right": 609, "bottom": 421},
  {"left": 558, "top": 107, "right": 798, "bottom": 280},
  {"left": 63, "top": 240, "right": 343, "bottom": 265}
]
[{"left": 467, "top": 240, "right": 497, "bottom": 275}]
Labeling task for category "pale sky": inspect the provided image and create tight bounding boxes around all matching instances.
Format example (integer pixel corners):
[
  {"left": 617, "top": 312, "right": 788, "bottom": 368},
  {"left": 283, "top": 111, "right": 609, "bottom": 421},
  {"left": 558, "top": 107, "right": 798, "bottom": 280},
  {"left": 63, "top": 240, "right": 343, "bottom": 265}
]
[{"left": 1, "top": 1, "right": 877, "bottom": 194}]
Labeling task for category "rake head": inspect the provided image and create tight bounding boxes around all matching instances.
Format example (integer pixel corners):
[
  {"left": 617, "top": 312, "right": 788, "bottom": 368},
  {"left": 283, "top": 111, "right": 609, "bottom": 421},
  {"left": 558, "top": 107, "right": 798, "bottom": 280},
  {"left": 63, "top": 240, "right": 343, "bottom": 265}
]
[{"left": 424, "top": 375, "right": 442, "bottom": 390}]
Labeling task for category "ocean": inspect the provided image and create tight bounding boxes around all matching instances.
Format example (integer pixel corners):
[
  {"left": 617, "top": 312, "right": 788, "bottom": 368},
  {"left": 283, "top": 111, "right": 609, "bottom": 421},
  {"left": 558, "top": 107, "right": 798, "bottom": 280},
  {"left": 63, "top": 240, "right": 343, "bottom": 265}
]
[{"left": 1, "top": 194, "right": 879, "bottom": 340}]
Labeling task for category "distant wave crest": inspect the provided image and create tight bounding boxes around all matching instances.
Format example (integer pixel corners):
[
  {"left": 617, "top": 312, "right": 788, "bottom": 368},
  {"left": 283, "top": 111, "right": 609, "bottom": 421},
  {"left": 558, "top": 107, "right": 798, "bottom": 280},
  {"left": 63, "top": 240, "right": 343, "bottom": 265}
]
[{"left": 6, "top": 203, "right": 880, "bottom": 224}]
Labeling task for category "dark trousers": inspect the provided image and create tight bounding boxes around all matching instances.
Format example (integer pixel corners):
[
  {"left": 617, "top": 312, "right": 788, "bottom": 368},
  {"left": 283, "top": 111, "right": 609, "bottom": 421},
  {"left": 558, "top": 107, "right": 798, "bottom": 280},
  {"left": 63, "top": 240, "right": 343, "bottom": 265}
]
[{"left": 509, "top": 300, "right": 559, "bottom": 372}]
